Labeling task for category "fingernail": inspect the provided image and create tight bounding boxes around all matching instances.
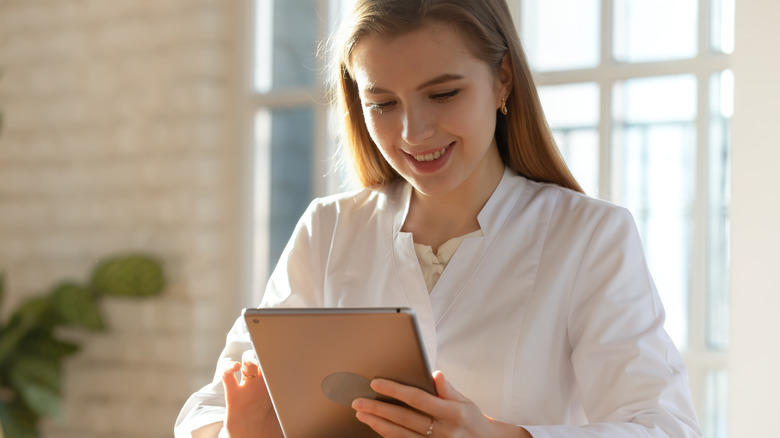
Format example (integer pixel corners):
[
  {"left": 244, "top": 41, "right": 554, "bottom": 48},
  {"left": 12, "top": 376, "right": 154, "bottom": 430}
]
[{"left": 242, "top": 350, "right": 259, "bottom": 365}]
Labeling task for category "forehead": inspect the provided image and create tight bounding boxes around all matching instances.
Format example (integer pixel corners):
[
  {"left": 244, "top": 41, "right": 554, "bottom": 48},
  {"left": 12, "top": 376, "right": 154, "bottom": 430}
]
[{"left": 349, "top": 23, "right": 488, "bottom": 90}]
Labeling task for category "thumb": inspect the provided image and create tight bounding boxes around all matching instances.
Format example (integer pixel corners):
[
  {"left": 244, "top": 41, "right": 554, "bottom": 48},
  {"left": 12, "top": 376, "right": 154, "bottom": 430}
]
[{"left": 432, "top": 370, "right": 469, "bottom": 402}]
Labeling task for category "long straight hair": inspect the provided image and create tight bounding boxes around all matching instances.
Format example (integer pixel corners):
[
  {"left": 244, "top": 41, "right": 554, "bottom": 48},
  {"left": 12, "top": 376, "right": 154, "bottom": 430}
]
[{"left": 330, "top": 0, "right": 583, "bottom": 193}]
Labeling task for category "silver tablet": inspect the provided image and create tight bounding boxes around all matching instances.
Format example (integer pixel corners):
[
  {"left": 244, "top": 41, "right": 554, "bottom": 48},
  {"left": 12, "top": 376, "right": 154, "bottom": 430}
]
[{"left": 242, "top": 307, "right": 436, "bottom": 438}]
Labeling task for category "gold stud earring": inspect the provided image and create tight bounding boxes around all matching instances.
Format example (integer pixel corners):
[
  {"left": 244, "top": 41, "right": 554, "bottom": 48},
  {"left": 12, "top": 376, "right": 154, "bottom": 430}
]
[{"left": 500, "top": 97, "right": 508, "bottom": 116}]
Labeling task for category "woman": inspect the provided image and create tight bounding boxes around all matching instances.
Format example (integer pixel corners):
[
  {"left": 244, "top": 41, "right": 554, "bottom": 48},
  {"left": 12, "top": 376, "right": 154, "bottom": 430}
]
[{"left": 175, "top": 0, "right": 702, "bottom": 436}]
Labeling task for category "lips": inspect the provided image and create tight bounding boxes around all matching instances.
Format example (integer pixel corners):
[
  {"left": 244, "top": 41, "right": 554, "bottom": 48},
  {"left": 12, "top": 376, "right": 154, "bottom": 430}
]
[{"left": 404, "top": 142, "right": 454, "bottom": 173}]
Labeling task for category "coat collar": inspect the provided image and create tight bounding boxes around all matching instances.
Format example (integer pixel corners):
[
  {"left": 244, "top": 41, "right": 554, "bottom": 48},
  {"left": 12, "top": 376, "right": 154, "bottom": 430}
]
[{"left": 391, "top": 167, "right": 527, "bottom": 239}]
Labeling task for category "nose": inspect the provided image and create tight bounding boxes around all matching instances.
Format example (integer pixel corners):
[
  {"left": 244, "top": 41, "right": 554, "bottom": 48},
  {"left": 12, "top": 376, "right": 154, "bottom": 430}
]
[{"left": 401, "top": 104, "right": 435, "bottom": 146}]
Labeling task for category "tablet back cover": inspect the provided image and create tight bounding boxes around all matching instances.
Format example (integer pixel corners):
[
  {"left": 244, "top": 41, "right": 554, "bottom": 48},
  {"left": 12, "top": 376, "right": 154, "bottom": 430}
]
[{"left": 243, "top": 307, "right": 435, "bottom": 438}]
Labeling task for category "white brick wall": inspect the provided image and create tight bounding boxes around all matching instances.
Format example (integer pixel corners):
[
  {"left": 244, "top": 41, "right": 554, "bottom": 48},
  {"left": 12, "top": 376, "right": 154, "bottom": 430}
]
[{"left": 0, "top": 0, "right": 244, "bottom": 436}]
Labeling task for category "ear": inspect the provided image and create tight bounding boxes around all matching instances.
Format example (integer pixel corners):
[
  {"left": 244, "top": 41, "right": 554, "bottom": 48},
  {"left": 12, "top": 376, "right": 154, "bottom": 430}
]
[{"left": 496, "top": 54, "right": 513, "bottom": 103}]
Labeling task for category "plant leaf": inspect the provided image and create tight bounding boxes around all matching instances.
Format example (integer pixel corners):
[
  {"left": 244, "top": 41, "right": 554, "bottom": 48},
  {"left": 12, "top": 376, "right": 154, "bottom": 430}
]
[
  {"left": 88, "top": 255, "right": 165, "bottom": 297},
  {"left": 21, "top": 330, "right": 80, "bottom": 361},
  {"left": 8, "top": 355, "right": 61, "bottom": 418},
  {"left": 0, "top": 398, "right": 40, "bottom": 438},
  {"left": 0, "top": 273, "right": 5, "bottom": 321},
  {"left": 0, "top": 298, "right": 52, "bottom": 363},
  {"left": 51, "top": 283, "right": 105, "bottom": 330}
]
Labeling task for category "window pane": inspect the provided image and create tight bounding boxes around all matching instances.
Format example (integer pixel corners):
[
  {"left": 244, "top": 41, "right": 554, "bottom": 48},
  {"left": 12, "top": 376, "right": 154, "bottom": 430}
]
[
  {"left": 613, "top": 75, "right": 697, "bottom": 123},
  {"left": 539, "top": 83, "right": 600, "bottom": 127},
  {"left": 711, "top": 0, "right": 735, "bottom": 54},
  {"left": 538, "top": 83, "right": 600, "bottom": 196},
  {"left": 707, "top": 70, "right": 732, "bottom": 351},
  {"left": 254, "top": 108, "right": 314, "bottom": 273},
  {"left": 553, "top": 130, "right": 599, "bottom": 197},
  {"left": 255, "top": 0, "right": 318, "bottom": 92},
  {"left": 613, "top": 0, "right": 698, "bottom": 63},
  {"left": 521, "top": 0, "right": 600, "bottom": 71},
  {"left": 704, "top": 369, "right": 728, "bottom": 438},
  {"left": 612, "top": 75, "right": 697, "bottom": 350}
]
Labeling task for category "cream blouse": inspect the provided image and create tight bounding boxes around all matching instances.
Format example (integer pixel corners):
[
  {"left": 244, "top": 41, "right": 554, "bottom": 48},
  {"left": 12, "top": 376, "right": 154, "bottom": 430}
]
[{"left": 413, "top": 230, "right": 484, "bottom": 292}]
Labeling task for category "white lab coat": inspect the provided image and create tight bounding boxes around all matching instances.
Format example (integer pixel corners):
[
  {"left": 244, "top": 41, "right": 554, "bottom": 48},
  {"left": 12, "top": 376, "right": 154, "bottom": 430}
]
[{"left": 175, "top": 168, "right": 702, "bottom": 437}]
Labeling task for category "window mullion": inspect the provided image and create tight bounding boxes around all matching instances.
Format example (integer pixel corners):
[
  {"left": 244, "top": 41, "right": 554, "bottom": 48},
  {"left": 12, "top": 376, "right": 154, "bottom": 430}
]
[
  {"left": 695, "top": 7, "right": 713, "bottom": 344},
  {"left": 699, "top": 0, "right": 712, "bottom": 56},
  {"left": 242, "top": 0, "right": 259, "bottom": 307},
  {"left": 688, "top": 67, "right": 712, "bottom": 422},
  {"left": 691, "top": 72, "right": 712, "bottom": 357},
  {"left": 312, "top": 0, "right": 331, "bottom": 198},
  {"left": 533, "top": 55, "right": 729, "bottom": 86},
  {"left": 252, "top": 108, "right": 272, "bottom": 298},
  {"left": 597, "top": 78, "right": 612, "bottom": 200},
  {"left": 598, "top": 0, "right": 613, "bottom": 200},
  {"left": 694, "top": 1, "right": 714, "bottom": 361}
]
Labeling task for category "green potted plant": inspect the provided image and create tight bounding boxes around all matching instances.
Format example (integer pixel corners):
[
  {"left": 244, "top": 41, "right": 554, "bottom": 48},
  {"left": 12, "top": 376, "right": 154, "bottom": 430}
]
[{"left": 0, "top": 255, "right": 166, "bottom": 438}]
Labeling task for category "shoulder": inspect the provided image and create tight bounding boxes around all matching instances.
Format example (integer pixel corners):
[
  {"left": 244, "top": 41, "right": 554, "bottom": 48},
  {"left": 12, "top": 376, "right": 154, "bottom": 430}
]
[
  {"left": 506, "top": 176, "right": 636, "bottom": 246},
  {"left": 524, "top": 178, "right": 631, "bottom": 227},
  {"left": 302, "top": 182, "right": 403, "bottom": 227}
]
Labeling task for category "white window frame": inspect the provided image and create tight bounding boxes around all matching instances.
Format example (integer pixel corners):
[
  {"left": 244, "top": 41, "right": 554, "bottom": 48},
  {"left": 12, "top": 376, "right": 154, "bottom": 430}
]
[{"left": 245, "top": 0, "right": 339, "bottom": 302}]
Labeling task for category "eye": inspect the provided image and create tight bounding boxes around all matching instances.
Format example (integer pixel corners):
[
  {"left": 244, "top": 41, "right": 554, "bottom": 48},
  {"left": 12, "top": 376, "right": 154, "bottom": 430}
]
[
  {"left": 366, "top": 101, "right": 395, "bottom": 114},
  {"left": 431, "top": 89, "right": 460, "bottom": 101}
]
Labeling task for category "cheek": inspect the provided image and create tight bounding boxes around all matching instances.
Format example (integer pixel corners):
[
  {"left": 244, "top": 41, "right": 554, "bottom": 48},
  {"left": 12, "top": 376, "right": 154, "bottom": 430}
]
[
  {"left": 363, "top": 112, "right": 396, "bottom": 152},
  {"left": 443, "top": 95, "right": 496, "bottom": 140}
]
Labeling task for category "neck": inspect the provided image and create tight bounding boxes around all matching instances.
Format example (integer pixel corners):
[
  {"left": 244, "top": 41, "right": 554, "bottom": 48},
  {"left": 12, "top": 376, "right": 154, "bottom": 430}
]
[{"left": 402, "top": 164, "right": 504, "bottom": 250}]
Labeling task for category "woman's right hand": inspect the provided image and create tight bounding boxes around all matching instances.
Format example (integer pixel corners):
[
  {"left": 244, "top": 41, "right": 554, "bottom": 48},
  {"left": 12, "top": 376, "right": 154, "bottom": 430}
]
[{"left": 221, "top": 350, "right": 284, "bottom": 438}]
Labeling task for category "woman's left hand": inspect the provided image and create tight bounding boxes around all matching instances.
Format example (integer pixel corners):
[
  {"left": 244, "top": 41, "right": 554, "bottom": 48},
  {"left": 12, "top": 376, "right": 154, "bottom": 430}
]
[{"left": 352, "top": 370, "right": 530, "bottom": 438}]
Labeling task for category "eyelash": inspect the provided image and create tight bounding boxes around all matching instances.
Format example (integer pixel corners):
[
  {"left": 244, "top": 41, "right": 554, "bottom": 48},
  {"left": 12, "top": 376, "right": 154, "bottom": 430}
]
[
  {"left": 368, "top": 102, "right": 393, "bottom": 113},
  {"left": 367, "top": 89, "right": 461, "bottom": 114},
  {"left": 432, "top": 89, "right": 460, "bottom": 101}
]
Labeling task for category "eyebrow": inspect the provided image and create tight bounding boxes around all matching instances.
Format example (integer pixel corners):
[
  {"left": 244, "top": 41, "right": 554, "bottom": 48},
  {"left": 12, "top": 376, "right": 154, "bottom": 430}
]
[{"left": 363, "top": 73, "right": 465, "bottom": 95}]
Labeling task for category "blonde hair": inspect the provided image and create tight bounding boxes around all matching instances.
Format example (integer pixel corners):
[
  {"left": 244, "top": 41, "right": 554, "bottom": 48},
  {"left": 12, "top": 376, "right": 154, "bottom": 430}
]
[{"left": 330, "top": 0, "right": 583, "bottom": 193}]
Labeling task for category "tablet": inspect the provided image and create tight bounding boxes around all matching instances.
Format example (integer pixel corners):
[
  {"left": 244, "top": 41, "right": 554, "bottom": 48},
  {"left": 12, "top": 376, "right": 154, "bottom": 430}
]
[{"left": 242, "top": 307, "right": 436, "bottom": 438}]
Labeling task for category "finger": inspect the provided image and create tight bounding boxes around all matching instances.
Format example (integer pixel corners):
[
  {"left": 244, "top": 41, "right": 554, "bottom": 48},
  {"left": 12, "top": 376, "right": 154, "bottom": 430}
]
[
  {"left": 370, "top": 378, "right": 442, "bottom": 416},
  {"left": 355, "top": 409, "right": 426, "bottom": 438},
  {"left": 242, "top": 349, "right": 259, "bottom": 365},
  {"left": 352, "top": 397, "right": 432, "bottom": 435},
  {"left": 240, "top": 350, "right": 260, "bottom": 383},
  {"left": 221, "top": 361, "right": 241, "bottom": 393},
  {"left": 432, "top": 370, "right": 469, "bottom": 402}
]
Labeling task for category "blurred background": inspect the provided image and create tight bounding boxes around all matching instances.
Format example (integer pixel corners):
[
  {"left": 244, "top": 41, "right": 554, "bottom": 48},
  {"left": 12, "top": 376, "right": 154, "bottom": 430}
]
[{"left": 0, "top": 0, "right": 776, "bottom": 437}]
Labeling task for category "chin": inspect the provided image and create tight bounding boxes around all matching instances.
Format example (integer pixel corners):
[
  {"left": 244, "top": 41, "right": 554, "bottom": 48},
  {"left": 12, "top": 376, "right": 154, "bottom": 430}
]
[{"left": 408, "top": 178, "right": 460, "bottom": 199}]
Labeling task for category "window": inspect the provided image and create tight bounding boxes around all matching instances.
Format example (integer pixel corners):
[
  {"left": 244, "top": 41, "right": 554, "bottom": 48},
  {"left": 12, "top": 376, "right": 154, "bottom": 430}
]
[
  {"left": 516, "top": 0, "right": 732, "bottom": 436},
  {"left": 250, "top": 0, "right": 348, "bottom": 293}
]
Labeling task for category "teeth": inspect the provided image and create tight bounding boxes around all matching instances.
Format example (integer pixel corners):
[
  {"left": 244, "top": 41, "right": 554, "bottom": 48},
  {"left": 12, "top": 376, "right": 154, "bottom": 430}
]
[{"left": 414, "top": 146, "right": 448, "bottom": 162}]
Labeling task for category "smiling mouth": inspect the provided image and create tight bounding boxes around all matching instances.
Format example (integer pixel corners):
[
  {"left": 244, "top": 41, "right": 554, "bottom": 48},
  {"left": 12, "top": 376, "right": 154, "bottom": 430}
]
[{"left": 412, "top": 144, "right": 451, "bottom": 162}]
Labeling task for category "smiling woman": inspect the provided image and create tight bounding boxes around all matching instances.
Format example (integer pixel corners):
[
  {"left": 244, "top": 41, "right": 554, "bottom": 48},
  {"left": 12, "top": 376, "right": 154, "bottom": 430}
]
[
  {"left": 175, "top": 1, "right": 703, "bottom": 437},
  {"left": 334, "top": 1, "right": 581, "bottom": 196},
  {"left": 347, "top": 23, "right": 510, "bottom": 244}
]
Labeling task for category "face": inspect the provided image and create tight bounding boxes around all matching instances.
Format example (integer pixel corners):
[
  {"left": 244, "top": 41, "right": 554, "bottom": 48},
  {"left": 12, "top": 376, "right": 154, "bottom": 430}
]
[{"left": 350, "top": 23, "right": 511, "bottom": 199}]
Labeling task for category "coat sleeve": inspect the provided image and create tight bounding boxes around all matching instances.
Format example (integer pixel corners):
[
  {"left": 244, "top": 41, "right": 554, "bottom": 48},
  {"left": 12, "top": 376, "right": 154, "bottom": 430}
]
[
  {"left": 173, "top": 200, "right": 330, "bottom": 437},
  {"left": 524, "top": 207, "right": 702, "bottom": 437},
  {"left": 173, "top": 317, "right": 252, "bottom": 437}
]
